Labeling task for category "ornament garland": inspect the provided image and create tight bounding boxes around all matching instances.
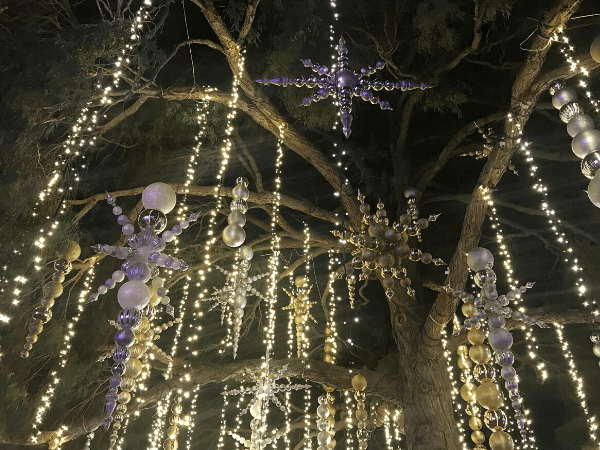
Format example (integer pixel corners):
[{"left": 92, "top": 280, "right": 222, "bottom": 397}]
[
  {"left": 21, "top": 241, "right": 81, "bottom": 358},
  {"left": 223, "top": 177, "right": 250, "bottom": 248}
]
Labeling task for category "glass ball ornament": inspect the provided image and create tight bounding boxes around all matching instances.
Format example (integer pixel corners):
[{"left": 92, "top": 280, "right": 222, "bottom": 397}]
[
  {"left": 484, "top": 409, "right": 507, "bottom": 431},
  {"left": 142, "top": 182, "right": 177, "bottom": 214},
  {"left": 460, "top": 383, "right": 476, "bottom": 402},
  {"left": 475, "top": 379, "right": 503, "bottom": 410},
  {"left": 117, "top": 280, "right": 151, "bottom": 310},
  {"left": 558, "top": 101, "right": 583, "bottom": 123},
  {"left": 115, "top": 328, "right": 136, "bottom": 348},
  {"left": 473, "top": 363, "right": 496, "bottom": 382},
  {"left": 467, "top": 328, "right": 486, "bottom": 345},
  {"left": 222, "top": 224, "right": 246, "bottom": 247},
  {"left": 470, "top": 344, "right": 492, "bottom": 364},
  {"left": 317, "top": 431, "right": 331, "bottom": 446},
  {"left": 232, "top": 183, "right": 249, "bottom": 201},
  {"left": 228, "top": 210, "right": 246, "bottom": 226},
  {"left": 500, "top": 366, "right": 516, "bottom": 381},
  {"left": 552, "top": 87, "right": 577, "bottom": 109},
  {"left": 112, "top": 346, "right": 130, "bottom": 363},
  {"left": 122, "top": 224, "right": 135, "bottom": 236},
  {"left": 230, "top": 198, "right": 248, "bottom": 214},
  {"left": 465, "top": 403, "right": 481, "bottom": 416},
  {"left": 588, "top": 173, "right": 600, "bottom": 208},
  {"left": 117, "top": 308, "right": 142, "bottom": 330},
  {"left": 489, "top": 430, "right": 514, "bottom": 450},
  {"left": 124, "top": 357, "right": 143, "bottom": 378},
  {"left": 467, "top": 247, "right": 494, "bottom": 272},
  {"left": 582, "top": 152, "right": 600, "bottom": 180},
  {"left": 33, "top": 307, "right": 52, "bottom": 324},
  {"left": 469, "top": 416, "right": 483, "bottom": 431},
  {"left": 377, "top": 252, "right": 395, "bottom": 267},
  {"left": 471, "top": 430, "right": 485, "bottom": 445},
  {"left": 232, "top": 294, "right": 247, "bottom": 309},
  {"left": 573, "top": 129, "right": 600, "bottom": 159},
  {"left": 43, "top": 281, "right": 63, "bottom": 299},
  {"left": 567, "top": 114, "right": 595, "bottom": 137},
  {"left": 138, "top": 209, "right": 167, "bottom": 232},
  {"left": 488, "top": 328, "right": 513, "bottom": 352},
  {"left": 127, "top": 263, "right": 151, "bottom": 282}
]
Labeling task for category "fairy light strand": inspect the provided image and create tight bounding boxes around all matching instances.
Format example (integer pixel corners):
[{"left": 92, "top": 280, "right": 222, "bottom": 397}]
[{"left": 30, "top": 266, "right": 96, "bottom": 442}]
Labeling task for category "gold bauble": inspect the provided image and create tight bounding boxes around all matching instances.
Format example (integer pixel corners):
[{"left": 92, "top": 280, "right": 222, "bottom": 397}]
[
  {"left": 328, "top": 438, "right": 336, "bottom": 448},
  {"left": 295, "top": 276, "right": 308, "bottom": 288},
  {"left": 469, "top": 416, "right": 483, "bottom": 431},
  {"left": 327, "top": 404, "right": 336, "bottom": 416},
  {"left": 462, "top": 302, "right": 478, "bottom": 317},
  {"left": 118, "top": 391, "right": 131, "bottom": 404},
  {"left": 124, "top": 357, "right": 143, "bottom": 378},
  {"left": 164, "top": 438, "right": 178, "bottom": 450},
  {"left": 120, "top": 377, "right": 136, "bottom": 391},
  {"left": 65, "top": 241, "right": 81, "bottom": 262},
  {"left": 471, "top": 430, "right": 485, "bottom": 445},
  {"left": 475, "top": 380, "right": 503, "bottom": 411},
  {"left": 115, "top": 404, "right": 127, "bottom": 414},
  {"left": 591, "top": 35, "right": 600, "bottom": 64},
  {"left": 489, "top": 430, "right": 514, "bottom": 450},
  {"left": 43, "top": 281, "right": 63, "bottom": 299},
  {"left": 324, "top": 354, "right": 334, "bottom": 364},
  {"left": 460, "top": 383, "right": 476, "bottom": 403},
  {"left": 324, "top": 343, "right": 334, "bottom": 353},
  {"left": 172, "top": 403, "right": 183, "bottom": 415},
  {"left": 469, "top": 344, "right": 491, "bottom": 364},
  {"left": 457, "top": 355, "right": 472, "bottom": 370},
  {"left": 351, "top": 374, "right": 367, "bottom": 391},
  {"left": 149, "top": 286, "right": 161, "bottom": 307},
  {"left": 457, "top": 345, "right": 469, "bottom": 356},
  {"left": 327, "top": 416, "right": 335, "bottom": 428},
  {"left": 129, "top": 344, "right": 144, "bottom": 359},
  {"left": 167, "top": 425, "right": 179, "bottom": 439},
  {"left": 325, "top": 327, "right": 333, "bottom": 336},
  {"left": 468, "top": 328, "right": 486, "bottom": 345}
]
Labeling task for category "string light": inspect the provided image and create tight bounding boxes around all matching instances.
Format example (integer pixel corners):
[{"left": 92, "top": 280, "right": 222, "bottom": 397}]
[
  {"left": 6, "top": 2, "right": 155, "bottom": 319},
  {"left": 30, "top": 266, "right": 96, "bottom": 442}
]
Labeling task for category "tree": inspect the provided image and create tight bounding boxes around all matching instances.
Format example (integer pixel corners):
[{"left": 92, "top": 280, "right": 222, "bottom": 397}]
[{"left": 0, "top": 0, "right": 599, "bottom": 450}]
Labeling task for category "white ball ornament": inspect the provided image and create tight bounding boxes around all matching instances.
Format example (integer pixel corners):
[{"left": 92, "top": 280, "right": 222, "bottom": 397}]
[
  {"left": 466, "top": 247, "right": 494, "bottom": 272},
  {"left": 118, "top": 280, "right": 151, "bottom": 310},
  {"left": 567, "top": 114, "right": 595, "bottom": 138},
  {"left": 552, "top": 87, "right": 577, "bottom": 109},
  {"left": 232, "top": 294, "right": 247, "bottom": 309},
  {"left": 223, "top": 224, "right": 246, "bottom": 247},
  {"left": 142, "top": 182, "right": 177, "bottom": 214},
  {"left": 488, "top": 328, "right": 513, "bottom": 352},
  {"left": 572, "top": 129, "right": 600, "bottom": 159},
  {"left": 317, "top": 431, "right": 331, "bottom": 446},
  {"left": 228, "top": 210, "right": 247, "bottom": 226},
  {"left": 587, "top": 173, "right": 600, "bottom": 208},
  {"left": 232, "top": 184, "right": 249, "bottom": 200}
]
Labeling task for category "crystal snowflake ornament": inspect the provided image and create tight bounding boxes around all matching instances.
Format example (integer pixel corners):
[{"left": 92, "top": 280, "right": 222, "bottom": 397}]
[{"left": 257, "top": 37, "right": 431, "bottom": 138}]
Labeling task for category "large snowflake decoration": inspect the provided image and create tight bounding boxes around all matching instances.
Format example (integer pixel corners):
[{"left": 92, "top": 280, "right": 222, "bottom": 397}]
[
  {"left": 222, "top": 364, "right": 311, "bottom": 415},
  {"left": 256, "top": 37, "right": 431, "bottom": 138},
  {"left": 203, "top": 249, "right": 269, "bottom": 358}
]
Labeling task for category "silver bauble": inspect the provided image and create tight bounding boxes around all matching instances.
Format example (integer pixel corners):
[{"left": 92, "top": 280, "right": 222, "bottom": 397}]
[
  {"left": 488, "top": 328, "right": 513, "bottom": 351},
  {"left": 572, "top": 129, "right": 600, "bottom": 159},
  {"left": 558, "top": 101, "right": 583, "bottom": 123},
  {"left": 232, "top": 184, "right": 249, "bottom": 201},
  {"left": 467, "top": 247, "right": 494, "bottom": 272},
  {"left": 117, "top": 308, "right": 142, "bottom": 330},
  {"left": 138, "top": 209, "right": 167, "bottom": 232},
  {"left": 581, "top": 152, "right": 600, "bottom": 179},
  {"left": 552, "top": 87, "right": 577, "bottom": 109},
  {"left": 230, "top": 198, "right": 248, "bottom": 214},
  {"left": 548, "top": 80, "right": 564, "bottom": 95},
  {"left": 588, "top": 173, "right": 600, "bottom": 208},
  {"left": 567, "top": 114, "right": 595, "bottom": 137},
  {"left": 232, "top": 294, "right": 247, "bottom": 309},
  {"left": 239, "top": 245, "right": 254, "bottom": 261},
  {"left": 115, "top": 329, "right": 136, "bottom": 348},
  {"left": 222, "top": 224, "right": 246, "bottom": 247},
  {"left": 228, "top": 210, "right": 246, "bottom": 226}
]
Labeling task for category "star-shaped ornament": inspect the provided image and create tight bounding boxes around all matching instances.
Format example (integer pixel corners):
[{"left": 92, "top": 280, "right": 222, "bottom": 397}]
[{"left": 257, "top": 37, "right": 431, "bottom": 138}]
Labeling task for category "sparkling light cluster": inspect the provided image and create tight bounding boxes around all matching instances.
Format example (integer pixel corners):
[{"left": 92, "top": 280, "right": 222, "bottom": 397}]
[{"left": 7, "top": 1, "right": 155, "bottom": 318}]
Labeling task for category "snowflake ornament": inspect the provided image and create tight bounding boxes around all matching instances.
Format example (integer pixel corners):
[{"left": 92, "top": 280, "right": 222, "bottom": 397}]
[
  {"left": 203, "top": 246, "right": 268, "bottom": 358},
  {"left": 256, "top": 37, "right": 431, "bottom": 138}
]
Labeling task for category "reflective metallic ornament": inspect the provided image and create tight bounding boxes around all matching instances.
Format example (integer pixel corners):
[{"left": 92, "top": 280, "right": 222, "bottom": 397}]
[
  {"left": 222, "top": 224, "right": 246, "bottom": 248},
  {"left": 558, "top": 101, "right": 583, "bottom": 122},
  {"left": 489, "top": 430, "right": 514, "bottom": 450},
  {"left": 475, "top": 379, "right": 503, "bottom": 410},
  {"left": 117, "top": 308, "right": 142, "bottom": 330},
  {"left": 474, "top": 363, "right": 496, "bottom": 382},
  {"left": 552, "top": 87, "right": 577, "bottom": 109},
  {"left": 484, "top": 409, "right": 507, "bottom": 431},
  {"left": 581, "top": 152, "right": 600, "bottom": 179},
  {"left": 138, "top": 209, "right": 167, "bottom": 232}
]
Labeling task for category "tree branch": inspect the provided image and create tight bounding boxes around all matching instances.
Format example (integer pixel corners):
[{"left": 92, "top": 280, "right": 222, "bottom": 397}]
[{"left": 422, "top": 0, "right": 585, "bottom": 344}]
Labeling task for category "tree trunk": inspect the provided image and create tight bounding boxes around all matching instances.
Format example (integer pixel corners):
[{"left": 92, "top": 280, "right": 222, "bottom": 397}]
[{"left": 399, "top": 345, "right": 460, "bottom": 450}]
